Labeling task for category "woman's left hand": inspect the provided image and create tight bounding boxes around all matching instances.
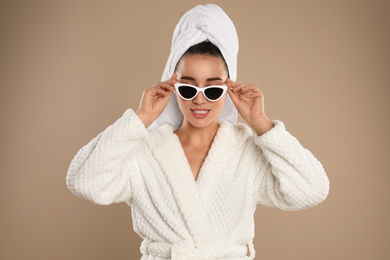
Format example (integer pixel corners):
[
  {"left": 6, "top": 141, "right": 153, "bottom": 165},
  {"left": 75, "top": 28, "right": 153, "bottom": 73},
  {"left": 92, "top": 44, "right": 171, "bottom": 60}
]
[{"left": 227, "top": 78, "right": 274, "bottom": 136}]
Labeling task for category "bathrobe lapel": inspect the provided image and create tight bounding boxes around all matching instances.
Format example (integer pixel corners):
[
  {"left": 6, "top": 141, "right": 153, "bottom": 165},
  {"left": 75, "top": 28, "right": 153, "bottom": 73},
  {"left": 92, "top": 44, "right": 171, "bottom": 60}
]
[
  {"left": 195, "top": 121, "right": 237, "bottom": 201},
  {"left": 151, "top": 121, "right": 237, "bottom": 247}
]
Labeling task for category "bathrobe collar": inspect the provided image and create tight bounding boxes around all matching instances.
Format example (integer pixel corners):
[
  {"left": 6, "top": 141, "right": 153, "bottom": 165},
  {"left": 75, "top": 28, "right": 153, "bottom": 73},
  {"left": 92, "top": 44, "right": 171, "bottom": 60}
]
[{"left": 151, "top": 120, "right": 239, "bottom": 248}]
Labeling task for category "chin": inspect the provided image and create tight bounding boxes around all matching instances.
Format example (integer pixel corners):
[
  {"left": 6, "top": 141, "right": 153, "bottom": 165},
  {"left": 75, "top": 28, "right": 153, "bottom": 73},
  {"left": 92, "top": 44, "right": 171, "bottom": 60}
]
[{"left": 185, "top": 117, "right": 218, "bottom": 129}]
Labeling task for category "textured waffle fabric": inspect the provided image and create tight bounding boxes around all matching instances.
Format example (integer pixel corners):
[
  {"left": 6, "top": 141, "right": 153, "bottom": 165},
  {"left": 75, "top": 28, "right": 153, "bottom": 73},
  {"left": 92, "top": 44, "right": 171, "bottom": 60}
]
[{"left": 66, "top": 109, "right": 329, "bottom": 259}]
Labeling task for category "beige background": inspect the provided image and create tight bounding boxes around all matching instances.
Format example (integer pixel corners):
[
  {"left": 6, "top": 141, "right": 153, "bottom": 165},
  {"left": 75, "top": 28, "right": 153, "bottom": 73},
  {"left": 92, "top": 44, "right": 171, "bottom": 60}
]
[{"left": 1, "top": 0, "right": 389, "bottom": 259}]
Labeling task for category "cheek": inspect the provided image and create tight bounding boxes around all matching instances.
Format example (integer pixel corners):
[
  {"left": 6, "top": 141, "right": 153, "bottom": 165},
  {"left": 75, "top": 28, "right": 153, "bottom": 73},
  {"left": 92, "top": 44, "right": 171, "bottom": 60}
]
[
  {"left": 213, "top": 96, "right": 227, "bottom": 113},
  {"left": 176, "top": 94, "right": 189, "bottom": 112}
]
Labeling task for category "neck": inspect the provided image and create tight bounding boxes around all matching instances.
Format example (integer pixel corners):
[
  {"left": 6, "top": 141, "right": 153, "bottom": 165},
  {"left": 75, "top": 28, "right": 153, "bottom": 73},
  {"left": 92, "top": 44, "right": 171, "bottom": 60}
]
[{"left": 175, "top": 120, "right": 219, "bottom": 146}]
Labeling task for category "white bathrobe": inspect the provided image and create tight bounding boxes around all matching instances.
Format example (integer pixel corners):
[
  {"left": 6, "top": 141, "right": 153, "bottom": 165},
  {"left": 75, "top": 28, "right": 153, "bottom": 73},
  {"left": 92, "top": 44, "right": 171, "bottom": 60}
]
[{"left": 66, "top": 109, "right": 329, "bottom": 260}]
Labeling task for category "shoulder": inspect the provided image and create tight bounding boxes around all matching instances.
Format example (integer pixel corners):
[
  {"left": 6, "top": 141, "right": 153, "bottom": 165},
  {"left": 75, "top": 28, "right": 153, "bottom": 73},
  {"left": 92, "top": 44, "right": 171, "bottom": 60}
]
[
  {"left": 218, "top": 120, "right": 255, "bottom": 146},
  {"left": 147, "top": 123, "right": 176, "bottom": 147}
]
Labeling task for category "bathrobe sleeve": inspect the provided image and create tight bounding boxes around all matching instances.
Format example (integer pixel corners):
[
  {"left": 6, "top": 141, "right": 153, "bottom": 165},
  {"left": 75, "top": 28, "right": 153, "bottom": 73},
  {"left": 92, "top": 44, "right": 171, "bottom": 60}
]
[
  {"left": 66, "top": 109, "right": 147, "bottom": 205},
  {"left": 252, "top": 120, "right": 330, "bottom": 211}
]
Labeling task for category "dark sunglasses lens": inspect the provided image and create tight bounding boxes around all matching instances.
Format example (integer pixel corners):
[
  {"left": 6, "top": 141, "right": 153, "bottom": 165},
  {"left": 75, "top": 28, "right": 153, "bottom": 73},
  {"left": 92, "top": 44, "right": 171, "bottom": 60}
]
[
  {"left": 205, "top": 87, "right": 223, "bottom": 100},
  {"left": 178, "top": 86, "right": 197, "bottom": 99}
]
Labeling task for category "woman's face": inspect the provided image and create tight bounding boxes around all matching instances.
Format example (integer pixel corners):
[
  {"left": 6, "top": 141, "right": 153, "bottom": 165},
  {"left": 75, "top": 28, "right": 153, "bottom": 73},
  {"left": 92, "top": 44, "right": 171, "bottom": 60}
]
[{"left": 175, "top": 54, "right": 228, "bottom": 129}]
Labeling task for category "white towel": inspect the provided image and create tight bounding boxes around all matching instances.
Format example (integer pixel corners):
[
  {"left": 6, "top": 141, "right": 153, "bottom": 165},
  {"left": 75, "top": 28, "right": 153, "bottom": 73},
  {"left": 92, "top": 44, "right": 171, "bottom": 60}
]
[{"left": 149, "top": 4, "right": 239, "bottom": 130}]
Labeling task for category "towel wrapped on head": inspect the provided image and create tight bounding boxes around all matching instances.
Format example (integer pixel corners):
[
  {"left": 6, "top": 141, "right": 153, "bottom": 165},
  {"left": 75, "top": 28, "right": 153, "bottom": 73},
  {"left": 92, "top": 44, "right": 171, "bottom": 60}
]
[{"left": 149, "top": 4, "right": 239, "bottom": 130}]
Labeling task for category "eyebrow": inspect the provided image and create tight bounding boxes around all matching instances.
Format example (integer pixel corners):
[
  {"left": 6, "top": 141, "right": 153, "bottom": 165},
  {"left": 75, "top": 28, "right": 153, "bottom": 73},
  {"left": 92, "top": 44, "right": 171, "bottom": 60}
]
[
  {"left": 179, "top": 76, "right": 224, "bottom": 82},
  {"left": 206, "top": 77, "right": 224, "bottom": 82}
]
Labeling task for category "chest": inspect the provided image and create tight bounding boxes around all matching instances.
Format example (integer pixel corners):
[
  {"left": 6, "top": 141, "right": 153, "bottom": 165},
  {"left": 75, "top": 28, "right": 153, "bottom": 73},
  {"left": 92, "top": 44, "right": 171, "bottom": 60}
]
[{"left": 181, "top": 144, "right": 211, "bottom": 181}]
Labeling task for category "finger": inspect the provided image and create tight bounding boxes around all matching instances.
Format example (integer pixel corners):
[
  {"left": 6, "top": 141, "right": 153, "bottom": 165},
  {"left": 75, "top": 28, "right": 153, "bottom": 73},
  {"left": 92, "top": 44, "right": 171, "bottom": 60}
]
[
  {"left": 230, "top": 84, "right": 248, "bottom": 95},
  {"left": 226, "top": 78, "right": 238, "bottom": 89},
  {"left": 241, "top": 91, "right": 263, "bottom": 98},
  {"left": 158, "top": 82, "right": 175, "bottom": 91},
  {"left": 153, "top": 87, "right": 172, "bottom": 97},
  {"left": 150, "top": 82, "right": 174, "bottom": 93},
  {"left": 227, "top": 87, "right": 241, "bottom": 106},
  {"left": 234, "top": 84, "right": 260, "bottom": 94},
  {"left": 166, "top": 73, "right": 177, "bottom": 85}
]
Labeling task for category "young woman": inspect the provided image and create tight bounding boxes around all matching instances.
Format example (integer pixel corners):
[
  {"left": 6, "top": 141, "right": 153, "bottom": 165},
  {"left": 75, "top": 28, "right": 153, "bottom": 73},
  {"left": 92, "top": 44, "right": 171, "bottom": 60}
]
[{"left": 67, "top": 4, "right": 329, "bottom": 259}]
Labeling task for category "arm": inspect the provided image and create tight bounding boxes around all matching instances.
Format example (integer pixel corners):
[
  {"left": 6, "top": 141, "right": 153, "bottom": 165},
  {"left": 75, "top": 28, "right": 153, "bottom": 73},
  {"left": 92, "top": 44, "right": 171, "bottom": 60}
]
[
  {"left": 252, "top": 120, "right": 329, "bottom": 211},
  {"left": 66, "top": 109, "right": 147, "bottom": 205},
  {"left": 67, "top": 74, "right": 177, "bottom": 205},
  {"left": 227, "top": 79, "right": 329, "bottom": 210}
]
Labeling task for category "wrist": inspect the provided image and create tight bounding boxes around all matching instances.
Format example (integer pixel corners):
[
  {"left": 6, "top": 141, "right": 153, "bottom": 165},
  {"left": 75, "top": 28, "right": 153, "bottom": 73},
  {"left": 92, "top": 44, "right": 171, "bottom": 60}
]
[
  {"left": 136, "top": 110, "right": 153, "bottom": 129},
  {"left": 250, "top": 115, "right": 273, "bottom": 136}
]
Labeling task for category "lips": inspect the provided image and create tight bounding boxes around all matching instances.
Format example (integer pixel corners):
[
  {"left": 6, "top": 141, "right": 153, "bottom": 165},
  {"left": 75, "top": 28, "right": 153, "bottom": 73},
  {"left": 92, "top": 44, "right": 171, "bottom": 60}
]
[{"left": 191, "top": 108, "right": 210, "bottom": 118}]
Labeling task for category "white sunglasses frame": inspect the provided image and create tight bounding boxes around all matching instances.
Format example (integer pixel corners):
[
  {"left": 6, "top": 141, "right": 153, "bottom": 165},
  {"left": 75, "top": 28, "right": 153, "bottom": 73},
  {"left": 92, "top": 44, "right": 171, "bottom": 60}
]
[{"left": 174, "top": 83, "right": 228, "bottom": 102}]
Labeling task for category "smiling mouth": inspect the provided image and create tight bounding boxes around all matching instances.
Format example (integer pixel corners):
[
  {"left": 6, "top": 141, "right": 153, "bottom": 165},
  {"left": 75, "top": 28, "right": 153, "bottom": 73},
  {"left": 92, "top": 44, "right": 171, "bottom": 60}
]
[
  {"left": 191, "top": 109, "right": 210, "bottom": 118},
  {"left": 192, "top": 110, "right": 209, "bottom": 114}
]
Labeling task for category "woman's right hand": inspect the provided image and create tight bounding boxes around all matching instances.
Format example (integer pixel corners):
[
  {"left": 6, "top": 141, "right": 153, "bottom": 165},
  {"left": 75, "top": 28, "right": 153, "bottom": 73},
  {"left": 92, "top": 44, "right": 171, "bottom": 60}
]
[{"left": 136, "top": 74, "right": 177, "bottom": 128}]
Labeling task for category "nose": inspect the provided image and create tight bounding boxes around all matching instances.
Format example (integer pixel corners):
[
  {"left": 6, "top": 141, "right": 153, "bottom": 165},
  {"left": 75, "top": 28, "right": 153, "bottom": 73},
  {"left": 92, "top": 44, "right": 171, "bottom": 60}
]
[{"left": 193, "top": 92, "right": 207, "bottom": 104}]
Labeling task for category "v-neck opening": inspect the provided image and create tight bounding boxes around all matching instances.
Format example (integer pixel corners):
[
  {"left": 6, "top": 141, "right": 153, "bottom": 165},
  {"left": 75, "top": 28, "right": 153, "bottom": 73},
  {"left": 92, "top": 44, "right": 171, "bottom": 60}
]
[
  {"left": 172, "top": 134, "right": 207, "bottom": 184},
  {"left": 172, "top": 123, "right": 222, "bottom": 185}
]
